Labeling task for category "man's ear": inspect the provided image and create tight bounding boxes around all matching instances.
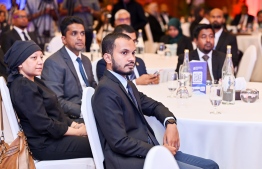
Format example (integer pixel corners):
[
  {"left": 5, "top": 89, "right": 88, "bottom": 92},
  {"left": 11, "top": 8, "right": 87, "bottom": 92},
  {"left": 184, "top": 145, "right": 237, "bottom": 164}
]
[
  {"left": 61, "top": 36, "right": 66, "bottom": 45},
  {"left": 103, "top": 53, "right": 112, "bottom": 64}
]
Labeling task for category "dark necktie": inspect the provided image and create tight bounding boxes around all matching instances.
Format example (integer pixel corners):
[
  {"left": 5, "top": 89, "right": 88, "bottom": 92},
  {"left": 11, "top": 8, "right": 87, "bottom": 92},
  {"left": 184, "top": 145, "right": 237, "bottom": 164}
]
[
  {"left": 129, "top": 71, "right": 136, "bottom": 81},
  {"left": 22, "top": 31, "right": 29, "bottom": 41},
  {"left": 202, "top": 55, "right": 212, "bottom": 81},
  {"left": 126, "top": 81, "right": 159, "bottom": 145},
  {"left": 76, "top": 57, "right": 89, "bottom": 87}
]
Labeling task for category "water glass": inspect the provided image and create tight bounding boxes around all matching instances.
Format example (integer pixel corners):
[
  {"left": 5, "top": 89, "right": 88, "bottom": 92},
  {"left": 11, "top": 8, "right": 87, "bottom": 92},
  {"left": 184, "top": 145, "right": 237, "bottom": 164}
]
[
  {"left": 209, "top": 84, "right": 222, "bottom": 114},
  {"left": 157, "top": 43, "right": 166, "bottom": 57},
  {"left": 167, "top": 71, "right": 178, "bottom": 98}
]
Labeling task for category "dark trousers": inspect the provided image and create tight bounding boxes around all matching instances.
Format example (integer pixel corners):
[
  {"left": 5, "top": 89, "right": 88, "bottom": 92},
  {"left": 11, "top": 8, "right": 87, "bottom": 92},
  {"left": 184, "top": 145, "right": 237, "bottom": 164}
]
[
  {"left": 85, "top": 30, "right": 93, "bottom": 52},
  {"left": 32, "top": 136, "right": 93, "bottom": 160}
]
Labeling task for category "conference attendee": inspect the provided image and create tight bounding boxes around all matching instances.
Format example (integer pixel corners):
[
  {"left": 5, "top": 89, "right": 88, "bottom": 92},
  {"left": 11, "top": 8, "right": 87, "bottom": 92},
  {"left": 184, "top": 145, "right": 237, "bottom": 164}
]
[
  {"left": 0, "top": 47, "right": 7, "bottom": 80},
  {"left": 5, "top": 40, "right": 92, "bottom": 161},
  {"left": 146, "top": 2, "right": 165, "bottom": 42},
  {"left": 0, "top": 10, "right": 10, "bottom": 44},
  {"left": 231, "top": 4, "right": 254, "bottom": 29},
  {"left": 41, "top": 16, "right": 97, "bottom": 121},
  {"left": 111, "top": 0, "right": 147, "bottom": 39},
  {"left": 160, "top": 18, "right": 193, "bottom": 55},
  {"left": 0, "top": 10, "right": 37, "bottom": 54},
  {"left": 159, "top": 3, "right": 171, "bottom": 30},
  {"left": 189, "top": 6, "right": 205, "bottom": 39},
  {"left": 114, "top": 9, "right": 131, "bottom": 26},
  {"left": 61, "top": 0, "right": 100, "bottom": 52},
  {"left": 92, "top": 33, "right": 219, "bottom": 169},
  {"left": 97, "top": 24, "right": 159, "bottom": 85},
  {"left": 176, "top": 24, "right": 226, "bottom": 82},
  {"left": 26, "top": 0, "right": 58, "bottom": 47},
  {"left": 209, "top": 8, "right": 239, "bottom": 67},
  {"left": 256, "top": 10, "right": 262, "bottom": 28}
]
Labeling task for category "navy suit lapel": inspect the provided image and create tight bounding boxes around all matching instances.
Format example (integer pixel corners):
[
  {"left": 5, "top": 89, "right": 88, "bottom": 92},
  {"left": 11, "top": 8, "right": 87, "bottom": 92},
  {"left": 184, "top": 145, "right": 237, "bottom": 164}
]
[{"left": 61, "top": 47, "right": 82, "bottom": 90}]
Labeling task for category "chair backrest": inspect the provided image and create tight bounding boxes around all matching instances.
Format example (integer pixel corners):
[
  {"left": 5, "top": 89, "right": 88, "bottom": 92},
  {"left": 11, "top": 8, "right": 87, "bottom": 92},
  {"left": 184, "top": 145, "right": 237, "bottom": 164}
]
[
  {"left": 48, "top": 35, "right": 63, "bottom": 53},
  {"left": 81, "top": 87, "right": 104, "bottom": 169},
  {"left": 143, "top": 146, "right": 180, "bottom": 169},
  {"left": 236, "top": 45, "right": 257, "bottom": 81},
  {"left": 0, "top": 77, "right": 20, "bottom": 140},
  {"left": 92, "top": 59, "right": 99, "bottom": 84}
]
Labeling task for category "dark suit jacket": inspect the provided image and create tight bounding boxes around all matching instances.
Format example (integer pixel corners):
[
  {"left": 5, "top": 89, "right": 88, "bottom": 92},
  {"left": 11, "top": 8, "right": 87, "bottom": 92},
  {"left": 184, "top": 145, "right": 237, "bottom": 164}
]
[
  {"left": 160, "top": 35, "right": 193, "bottom": 55},
  {"left": 96, "top": 57, "right": 147, "bottom": 81},
  {"left": 176, "top": 49, "right": 226, "bottom": 81},
  {"left": 9, "top": 75, "right": 73, "bottom": 151},
  {"left": 92, "top": 70, "right": 175, "bottom": 169},
  {"left": 215, "top": 30, "right": 239, "bottom": 67},
  {"left": 41, "top": 46, "right": 97, "bottom": 118},
  {"left": 147, "top": 14, "right": 165, "bottom": 42},
  {"left": 0, "top": 47, "right": 7, "bottom": 80},
  {"left": 0, "top": 28, "right": 38, "bottom": 54},
  {"left": 231, "top": 14, "right": 254, "bottom": 26}
]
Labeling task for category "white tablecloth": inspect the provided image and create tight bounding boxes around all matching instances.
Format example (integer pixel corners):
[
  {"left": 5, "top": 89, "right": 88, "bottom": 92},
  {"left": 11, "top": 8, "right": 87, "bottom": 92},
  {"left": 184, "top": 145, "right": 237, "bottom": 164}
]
[{"left": 137, "top": 82, "right": 262, "bottom": 169}]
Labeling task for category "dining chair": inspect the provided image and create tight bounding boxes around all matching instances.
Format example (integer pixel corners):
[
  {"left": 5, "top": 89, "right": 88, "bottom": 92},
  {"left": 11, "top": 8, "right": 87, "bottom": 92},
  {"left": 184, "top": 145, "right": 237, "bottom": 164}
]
[
  {"left": 0, "top": 76, "right": 95, "bottom": 169},
  {"left": 92, "top": 59, "right": 99, "bottom": 83},
  {"left": 81, "top": 87, "right": 105, "bottom": 169},
  {"left": 48, "top": 34, "right": 63, "bottom": 53},
  {"left": 236, "top": 45, "right": 257, "bottom": 81},
  {"left": 143, "top": 145, "right": 180, "bottom": 169}
]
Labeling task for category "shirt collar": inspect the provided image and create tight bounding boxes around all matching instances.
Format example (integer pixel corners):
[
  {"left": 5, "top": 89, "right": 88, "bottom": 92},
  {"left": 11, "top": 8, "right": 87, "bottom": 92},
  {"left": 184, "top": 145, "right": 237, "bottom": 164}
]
[
  {"left": 108, "top": 69, "right": 128, "bottom": 90},
  {"left": 197, "top": 48, "right": 213, "bottom": 60},
  {"left": 13, "top": 26, "right": 27, "bottom": 34},
  {"left": 65, "top": 46, "right": 81, "bottom": 60},
  {"left": 215, "top": 28, "right": 223, "bottom": 38}
]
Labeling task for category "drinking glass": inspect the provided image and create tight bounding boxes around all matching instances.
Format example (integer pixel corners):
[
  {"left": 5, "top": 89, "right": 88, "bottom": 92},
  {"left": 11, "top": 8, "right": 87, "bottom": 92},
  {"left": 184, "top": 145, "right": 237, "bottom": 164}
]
[
  {"left": 157, "top": 43, "right": 166, "bottom": 57},
  {"left": 167, "top": 71, "right": 178, "bottom": 97},
  {"left": 209, "top": 84, "right": 222, "bottom": 114}
]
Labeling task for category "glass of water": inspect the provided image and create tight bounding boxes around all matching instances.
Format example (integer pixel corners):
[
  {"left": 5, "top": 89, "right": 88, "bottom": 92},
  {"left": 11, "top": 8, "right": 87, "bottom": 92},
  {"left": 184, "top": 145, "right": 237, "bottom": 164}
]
[
  {"left": 209, "top": 84, "right": 222, "bottom": 114},
  {"left": 167, "top": 71, "right": 178, "bottom": 97}
]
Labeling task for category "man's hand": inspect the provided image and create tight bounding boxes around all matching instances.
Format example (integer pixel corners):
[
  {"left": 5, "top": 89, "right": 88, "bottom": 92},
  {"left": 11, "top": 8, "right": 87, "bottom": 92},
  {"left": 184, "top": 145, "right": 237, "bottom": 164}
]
[
  {"left": 163, "top": 124, "right": 180, "bottom": 154},
  {"left": 135, "top": 74, "right": 160, "bottom": 85}
]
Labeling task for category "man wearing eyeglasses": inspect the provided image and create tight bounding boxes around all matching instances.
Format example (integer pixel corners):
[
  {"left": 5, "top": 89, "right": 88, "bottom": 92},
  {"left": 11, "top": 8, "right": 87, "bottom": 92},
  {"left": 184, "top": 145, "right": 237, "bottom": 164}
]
[
  {"left": 0, "top": 10, "right": 37, "bottom": 54},
  {"left": 114, "top": 9, "right": 131, "bottom": 26}
]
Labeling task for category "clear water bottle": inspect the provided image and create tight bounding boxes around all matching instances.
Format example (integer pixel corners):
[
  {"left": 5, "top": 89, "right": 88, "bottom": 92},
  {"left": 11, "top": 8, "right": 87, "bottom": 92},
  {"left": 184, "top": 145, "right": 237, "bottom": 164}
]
[
  {"left": 90, "top": 30, "right": 100, "bottom": 60},
  {"left": 222, "top": 53, "right": 235, "bottom": 105},
  {"left": 179, "top": 49, "right": 192, "bottom": 97},
  {"left": 226, "top": 45, "right": 231, "bottom": 54},
  {"left": 136, "top": 29, "right": 144, "bottom": 55}
]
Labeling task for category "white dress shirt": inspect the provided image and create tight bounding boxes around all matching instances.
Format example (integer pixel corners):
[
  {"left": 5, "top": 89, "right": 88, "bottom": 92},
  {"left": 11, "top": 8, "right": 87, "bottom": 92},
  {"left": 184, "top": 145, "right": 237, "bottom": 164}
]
[
  {"left": 197, "top": 48, "right": 214, "bottom": 81},
  {"left": 13, "top": 26, "right": 31, "bottom": 41},
  {"left": 65, "top": 47, "right": 88, "bottom": 90},
  {"left": 214, "top": 28, "right": 223, "bottom": 49}
]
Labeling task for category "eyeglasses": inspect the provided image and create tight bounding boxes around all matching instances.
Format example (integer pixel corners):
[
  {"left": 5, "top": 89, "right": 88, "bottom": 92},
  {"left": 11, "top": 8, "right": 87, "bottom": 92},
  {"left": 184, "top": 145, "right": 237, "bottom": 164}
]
[
  {"left": 13, "top": 15, "right": 27, "bottom": 19},
  {"left": 117, "top": 17, "right": 130, "bottom": 23}
]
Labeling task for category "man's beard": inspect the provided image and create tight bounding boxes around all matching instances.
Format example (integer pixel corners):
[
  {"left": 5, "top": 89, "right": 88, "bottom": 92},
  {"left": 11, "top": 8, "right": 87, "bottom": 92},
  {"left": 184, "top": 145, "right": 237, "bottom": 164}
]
[
  {"left": 212, "top": 22, "right": 223, "bottom": 29},
  {"left": 112, "top": 57, "right": 134, "bottom": 76}
]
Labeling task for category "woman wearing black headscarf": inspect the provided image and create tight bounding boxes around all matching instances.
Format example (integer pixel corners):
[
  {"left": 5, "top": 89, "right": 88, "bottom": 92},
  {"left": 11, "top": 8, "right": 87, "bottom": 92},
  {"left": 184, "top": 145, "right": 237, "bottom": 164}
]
[
  {"left": 160, "top": 18, "right": 193, "bottom": 55},
  {"left": 4, "top": 40, "right": 92, "bottom": 160}
]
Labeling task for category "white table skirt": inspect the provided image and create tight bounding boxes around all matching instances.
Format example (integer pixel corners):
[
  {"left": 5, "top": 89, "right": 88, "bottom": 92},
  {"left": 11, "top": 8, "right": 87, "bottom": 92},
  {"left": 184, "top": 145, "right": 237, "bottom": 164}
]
[{"left": 138, "top": 82, "right": 262, "bottom": 169}]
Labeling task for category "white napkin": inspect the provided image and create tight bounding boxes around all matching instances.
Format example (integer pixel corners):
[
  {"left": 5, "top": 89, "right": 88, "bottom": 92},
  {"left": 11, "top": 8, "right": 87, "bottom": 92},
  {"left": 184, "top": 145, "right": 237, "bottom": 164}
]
[{"left": 235, "top": 77, "right": 247, "bottom": 90}]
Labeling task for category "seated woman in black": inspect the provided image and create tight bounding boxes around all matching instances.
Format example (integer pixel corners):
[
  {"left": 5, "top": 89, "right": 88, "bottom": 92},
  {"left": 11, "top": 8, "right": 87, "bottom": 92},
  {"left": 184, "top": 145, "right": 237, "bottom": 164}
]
[
  {"left": 160, "top": 18, "right": 193, "bottom": 55},
  {"left": 4, "top": 40, "right": 92, "bottom": 160}
]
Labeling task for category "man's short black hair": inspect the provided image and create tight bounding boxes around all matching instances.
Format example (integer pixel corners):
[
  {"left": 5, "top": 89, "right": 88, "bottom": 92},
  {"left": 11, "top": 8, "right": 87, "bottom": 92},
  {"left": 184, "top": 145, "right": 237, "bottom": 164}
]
[
  {"left": 257, "top": 10, "right": 262, "bottom": 17},
  {"left": 113, "top": 24, "right": 136, "bottom": 34},
  {"left": 102, "top": 33, "right": 132, "bottom": 56},
  {"left": 193, "top": 24, "right": 215, "bottom": 39},
  {"left": 60, "top": 16, "right": 84, "bottom": 36}
]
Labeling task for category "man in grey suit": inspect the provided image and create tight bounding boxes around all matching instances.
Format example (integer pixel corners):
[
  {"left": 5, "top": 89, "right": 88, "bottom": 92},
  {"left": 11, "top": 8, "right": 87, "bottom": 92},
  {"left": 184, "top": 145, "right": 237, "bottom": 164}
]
[
  {"left": 176, "top": 24, "right": 226, "bottom": 82},
  {"left": 92, "top": 33, "right": 219, "bottom": 169},
  {"left": 42, "top": 16, "right": 97, "bottom": 121}
]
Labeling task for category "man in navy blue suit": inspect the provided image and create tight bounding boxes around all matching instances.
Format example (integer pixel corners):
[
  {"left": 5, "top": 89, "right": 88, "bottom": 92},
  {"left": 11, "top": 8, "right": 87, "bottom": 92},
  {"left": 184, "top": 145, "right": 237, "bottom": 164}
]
[{"left": 96, "top": 24, "right": 159, "bottom": 85}]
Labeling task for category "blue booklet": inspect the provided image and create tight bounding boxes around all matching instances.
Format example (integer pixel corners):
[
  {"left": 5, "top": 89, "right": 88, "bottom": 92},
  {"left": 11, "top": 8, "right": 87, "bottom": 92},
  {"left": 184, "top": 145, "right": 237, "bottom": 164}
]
[{"left": 189, "top": 61, "right": 207, "bottom": 94}]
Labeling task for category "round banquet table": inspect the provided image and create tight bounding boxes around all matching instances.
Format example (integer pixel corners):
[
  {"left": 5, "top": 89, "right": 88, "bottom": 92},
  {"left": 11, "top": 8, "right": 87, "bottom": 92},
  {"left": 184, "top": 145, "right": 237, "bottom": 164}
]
[{"left": 137, "top": 82, "right": 262, "bottom": 169}]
